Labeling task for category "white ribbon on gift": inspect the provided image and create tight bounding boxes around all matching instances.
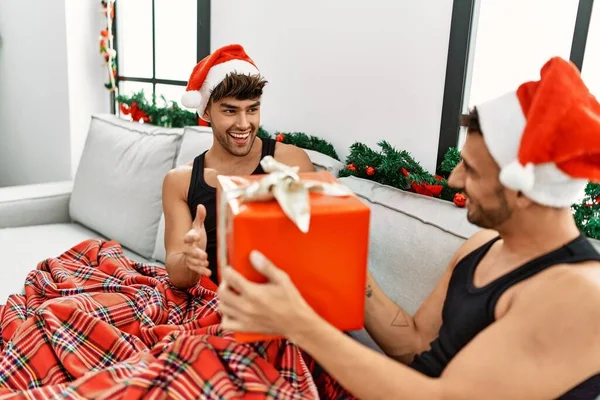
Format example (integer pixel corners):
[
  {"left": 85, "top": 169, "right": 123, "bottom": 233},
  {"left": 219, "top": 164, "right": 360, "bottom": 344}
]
[{"left": 216, "top": 156, "right": 353, "bottom": 271}]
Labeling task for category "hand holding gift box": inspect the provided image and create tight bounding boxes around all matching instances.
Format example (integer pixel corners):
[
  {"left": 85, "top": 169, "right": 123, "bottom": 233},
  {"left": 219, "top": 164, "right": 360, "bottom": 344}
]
[{"left": 216, "top": 156, "right": 370, "bottom": 342}]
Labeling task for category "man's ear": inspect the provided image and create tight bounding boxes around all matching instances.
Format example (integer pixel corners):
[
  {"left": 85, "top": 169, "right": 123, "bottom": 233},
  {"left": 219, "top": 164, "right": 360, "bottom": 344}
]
[
  {"left": 515, "top": 190, "right": 534, "bottom": 209},
  {"left": 202, "top": 101, "right": 211, "bottom": 122}
]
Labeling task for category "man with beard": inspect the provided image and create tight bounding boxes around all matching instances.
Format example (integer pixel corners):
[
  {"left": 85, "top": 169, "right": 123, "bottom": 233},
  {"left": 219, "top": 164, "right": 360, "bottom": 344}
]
[
  {"left": 218, "top": 57, "right": 600, "bottom": 399},
  {"left": 163, "top": 44, "right": 314, "bottom": 289}
]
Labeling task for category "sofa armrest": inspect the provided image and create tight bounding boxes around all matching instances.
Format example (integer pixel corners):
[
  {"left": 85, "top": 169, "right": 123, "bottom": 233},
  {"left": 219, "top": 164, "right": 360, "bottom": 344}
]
[{"left": 0, "top": 181, "right": 73, "bottom": 228}]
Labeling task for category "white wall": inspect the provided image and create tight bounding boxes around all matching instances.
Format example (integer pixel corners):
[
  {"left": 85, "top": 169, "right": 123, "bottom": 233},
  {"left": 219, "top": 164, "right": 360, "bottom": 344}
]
[
  {"left": 0, "top": 0, "right": 110, "bottom": 187},
  {"left": 0, "top": 0, "right": 72, "bottom": 186},
  {"left": 65, "top": 0, "right": 111, "bottom": 175},
  {"left": 211, "top": 0, "right": 453, "bottom": 172}
]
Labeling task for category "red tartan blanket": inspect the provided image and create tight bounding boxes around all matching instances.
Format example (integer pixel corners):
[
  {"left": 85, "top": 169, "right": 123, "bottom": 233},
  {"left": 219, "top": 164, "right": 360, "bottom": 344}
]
[{"left": 0, "top": 239, "right": 355, "bottom": 399}]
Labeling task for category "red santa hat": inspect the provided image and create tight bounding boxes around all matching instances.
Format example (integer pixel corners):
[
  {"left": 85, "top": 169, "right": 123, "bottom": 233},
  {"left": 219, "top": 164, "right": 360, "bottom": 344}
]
[
  {"left": 475, "top": 57, "right": 600, "bottom": 207},
  {"left": 181, "top": 44, "right": 260, "bottom": 120}
]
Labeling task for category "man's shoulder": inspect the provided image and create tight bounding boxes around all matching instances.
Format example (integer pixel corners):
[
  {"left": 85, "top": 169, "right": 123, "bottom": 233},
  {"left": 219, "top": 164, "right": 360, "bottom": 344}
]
[
  {"left": 509, "top": 260, "right": 600, "bottom": 334},
  {"left": 273, "top": 142, "right": 314, "bottom": 172},
  {"left": 163, "top": 165, "right": 193, "bottom": 195},
  {"left": 526, "top": 260, "right": 600, "bottom": 302}
]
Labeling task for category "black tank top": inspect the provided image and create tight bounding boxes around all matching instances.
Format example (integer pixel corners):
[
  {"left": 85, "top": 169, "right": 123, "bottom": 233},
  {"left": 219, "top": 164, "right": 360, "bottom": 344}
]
[
  {"left": 187, "top": 138, "right": 277, "bottom": 284},
  {"left": 409, "top": 234, "right": 600, "bottom": 399}
]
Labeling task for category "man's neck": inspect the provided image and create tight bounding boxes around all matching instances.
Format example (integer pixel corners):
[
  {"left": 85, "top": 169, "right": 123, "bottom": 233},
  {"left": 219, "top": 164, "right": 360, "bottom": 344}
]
[
  {"left": 497, "top": 207, "right": 581, "bottom": 257},
  {"left": 205, "top": 138, "right": 263, "bottom": 175}
]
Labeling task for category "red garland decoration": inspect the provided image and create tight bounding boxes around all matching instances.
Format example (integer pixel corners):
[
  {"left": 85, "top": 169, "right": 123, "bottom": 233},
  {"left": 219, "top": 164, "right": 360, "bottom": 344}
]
[
  {"left": 276, "top": 133, "right": 285, "bottom": 142},
  {"left": 346, "top": 163, "right": 357, "bottom": 172},
  {"left": 120, "top": 102, "right": 149, "bottom": 123},
  {"left": 366, "top": 166, "right": 376, "bottom": 176},
  {"left": 401, "top": 168, "right": 442, "bottom": 197}
]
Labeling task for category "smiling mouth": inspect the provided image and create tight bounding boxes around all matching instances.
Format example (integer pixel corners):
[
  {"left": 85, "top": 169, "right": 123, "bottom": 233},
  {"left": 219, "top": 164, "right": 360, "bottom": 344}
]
[{"left": 229, "top": 131, "right": 251, "bottom": 144}]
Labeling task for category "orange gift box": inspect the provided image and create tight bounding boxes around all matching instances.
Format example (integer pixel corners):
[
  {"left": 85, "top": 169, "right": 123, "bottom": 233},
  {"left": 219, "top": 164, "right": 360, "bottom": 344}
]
[{"left": 216, "top": 167, "right": 370, "bottom": 343}]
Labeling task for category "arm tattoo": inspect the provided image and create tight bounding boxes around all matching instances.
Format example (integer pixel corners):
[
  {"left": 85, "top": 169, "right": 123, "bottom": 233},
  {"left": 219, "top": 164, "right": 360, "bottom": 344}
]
[
  {"left": 391, "top": 308, "right": 410, "bottom": 327},
  {"left": 366, "top": 284, "right": 373, "bottom": 298}
]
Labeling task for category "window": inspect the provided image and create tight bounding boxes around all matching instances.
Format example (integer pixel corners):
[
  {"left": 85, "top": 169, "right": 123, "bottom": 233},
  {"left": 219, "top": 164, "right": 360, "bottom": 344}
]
[
  {"left": 437, "top": 0, "right": 594, "bottom": 169},
  {"left": 114, "top": 0, "right": 210, "bottom": 110},
  {"left": 582, "top": 0, "right": 600, "bottom": 98}
]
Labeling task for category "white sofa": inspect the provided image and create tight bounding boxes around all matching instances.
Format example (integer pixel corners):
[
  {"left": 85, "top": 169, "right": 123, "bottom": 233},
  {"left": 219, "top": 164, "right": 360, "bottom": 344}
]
[{"left": 3, "top": 114, "right": 594, "bottom": 351}]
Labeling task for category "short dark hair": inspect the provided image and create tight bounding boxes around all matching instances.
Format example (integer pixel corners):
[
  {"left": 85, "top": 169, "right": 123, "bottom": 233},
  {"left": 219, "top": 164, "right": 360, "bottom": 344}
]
[
  {"left": 209, "top": 73, "right": 268, "bottom": 104},
  {"left": 459, "top": 107, "right": 482, "bottom": 135}
]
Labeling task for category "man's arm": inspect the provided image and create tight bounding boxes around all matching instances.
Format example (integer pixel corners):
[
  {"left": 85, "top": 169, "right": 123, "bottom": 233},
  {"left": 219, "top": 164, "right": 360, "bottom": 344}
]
[
  {"left": 364, "top": 229, "right": 496, "bottom": 363},
  {"left": 162, "top": 168, "right": 202, "bottom": 288},
  {"left": 274, "top": 143, "right": 315, "bottom": 172},
  {"left": 291, "top": 264, "right": 600, "bottom": 400}
]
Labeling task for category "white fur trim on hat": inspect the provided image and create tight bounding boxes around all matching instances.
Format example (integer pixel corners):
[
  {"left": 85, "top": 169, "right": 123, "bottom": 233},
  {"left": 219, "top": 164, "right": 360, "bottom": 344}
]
[
  {"left": 476, "top": 91, "right": 526, "bottom": 168},
  {"left": 520, "top": 163, "right": 588, "bottom": 207},
  {"left": 500, "top": 160, "right": 535, "bottom": 192},
  {"left": 182, "top": 59, "right": 260, "bottom": 120}
]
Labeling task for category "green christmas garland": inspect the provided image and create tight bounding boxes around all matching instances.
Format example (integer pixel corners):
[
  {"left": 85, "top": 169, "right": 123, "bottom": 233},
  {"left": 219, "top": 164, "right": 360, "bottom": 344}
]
[
  {"left": 116, "top": 91, "right": 199, "bottom": 128},
  {"left": 572, "top": 183, "right": 600, "bottom": 239},
  {"left": 338, "top": 141, "right": 461, "bottom": 203},
  {"left": 115, "top": 91, "right": 599, "bottom": 239}
]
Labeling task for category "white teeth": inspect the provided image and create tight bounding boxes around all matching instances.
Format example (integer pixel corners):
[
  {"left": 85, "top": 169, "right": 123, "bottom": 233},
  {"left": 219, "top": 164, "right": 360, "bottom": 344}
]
[{"left": 230, "top": 133, "right": 249, "bottom": 139}]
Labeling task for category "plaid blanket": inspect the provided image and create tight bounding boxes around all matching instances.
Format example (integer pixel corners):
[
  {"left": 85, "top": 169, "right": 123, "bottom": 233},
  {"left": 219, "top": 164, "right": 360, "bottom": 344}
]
[{"left": 0, "top": 239, "right": 355, "bottom": 399}]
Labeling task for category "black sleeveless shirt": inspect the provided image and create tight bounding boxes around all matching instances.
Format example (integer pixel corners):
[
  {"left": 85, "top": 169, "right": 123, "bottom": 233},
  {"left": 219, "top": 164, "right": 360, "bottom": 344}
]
[
  {"left": 409, "top": 234, "right": 600, "bottom": 399},
  {"left": 187, "top": 138, "right": 277, "bottom": 284}
]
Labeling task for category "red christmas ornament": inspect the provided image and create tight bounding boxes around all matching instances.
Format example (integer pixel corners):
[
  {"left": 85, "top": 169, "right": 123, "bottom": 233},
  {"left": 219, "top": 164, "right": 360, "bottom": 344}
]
[
  {"left": 275, "top": 133, "right": 285, "bottom": 142},
  {"left": 453, "top": 193, "right": 467, "bottom": 207},
  {"left": 435, "top": 175, "right": 444, "bottom": 181},
  {"left": 347, "top": 163, "right": 357, "bottom": 172},
  {"left": 401, "top": 168, "right": 410, "bottom": 177},
  {"left": 100, "top": 29, "right": 109, "bottom": 38},
  {"left": 366, "top": 166, "right": 376, "bottom": 176}
]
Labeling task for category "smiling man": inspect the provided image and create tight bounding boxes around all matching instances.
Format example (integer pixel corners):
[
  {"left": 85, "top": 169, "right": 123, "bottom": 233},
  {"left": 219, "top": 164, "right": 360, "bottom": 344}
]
[
  {"left": 218, "top": 57, "right": 600, "bottom": 399},
  {"left": 162, "top": 44, "right": 314, "bottom": 289}
]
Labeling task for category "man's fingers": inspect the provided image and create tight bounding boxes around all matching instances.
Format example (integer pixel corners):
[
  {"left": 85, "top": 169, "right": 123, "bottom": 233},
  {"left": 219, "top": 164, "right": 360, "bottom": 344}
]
[
  {"left": 221, "top": 267, "right": 255, "bottom": 296},
  {"left": 221, "top": 315, "right": 244, "bottom": 332},
  {"left": 185, "top": 248, "right": 207, "bottom": 261},
  {"left": 193, "top": 204, "right": 206, "bottom": 231},
  {"left": 188, "top": 264, "right": 211, "bottom": 276},
  {"left": 249, "top": 251, "right": 287, "bottom": 283}
]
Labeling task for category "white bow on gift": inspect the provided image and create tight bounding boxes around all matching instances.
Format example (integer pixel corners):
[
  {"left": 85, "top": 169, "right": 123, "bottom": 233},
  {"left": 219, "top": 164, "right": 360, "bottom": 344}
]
[{"left": 218, "top": 156, "right": 353, "bottom": 234}]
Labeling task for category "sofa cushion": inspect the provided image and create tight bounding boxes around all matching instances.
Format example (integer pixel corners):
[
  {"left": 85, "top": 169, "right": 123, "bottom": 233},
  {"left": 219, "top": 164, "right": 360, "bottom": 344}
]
[
  {"left": 0, "top": 222, "right": 157, "bottom": 304},
  {"left": 70, "top": 114, "right": 183, "bottom": 259},
  {"left": 303, "top": 149, "right": 344, "bottom": 175},
  {"left": 175, "top": 125, "right": 215, "bottom": 167}
]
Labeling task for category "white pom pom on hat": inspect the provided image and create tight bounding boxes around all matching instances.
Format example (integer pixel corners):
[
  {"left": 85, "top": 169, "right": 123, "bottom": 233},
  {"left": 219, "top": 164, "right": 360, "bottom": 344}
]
[
  {"left": 499, "top": 161, "right": 535, "bottom": 192},
  {"left": 180, "top": 90, "right": 203, "bottom": 109}
]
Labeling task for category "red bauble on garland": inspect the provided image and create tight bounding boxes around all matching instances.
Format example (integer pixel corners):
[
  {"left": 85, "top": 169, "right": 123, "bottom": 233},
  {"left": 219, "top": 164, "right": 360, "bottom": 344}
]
[
  {"left": 275, "top": 133, "right": 285, "bottom": 142},
  {"left": 453, "top": 193, "right": 466, "bottom": 208},
  {"left": 346, "top": 163, "right": 357, "bottom": 172},
  {"left": 366, "top": 166, "right": 376, "bottom": 176}
]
